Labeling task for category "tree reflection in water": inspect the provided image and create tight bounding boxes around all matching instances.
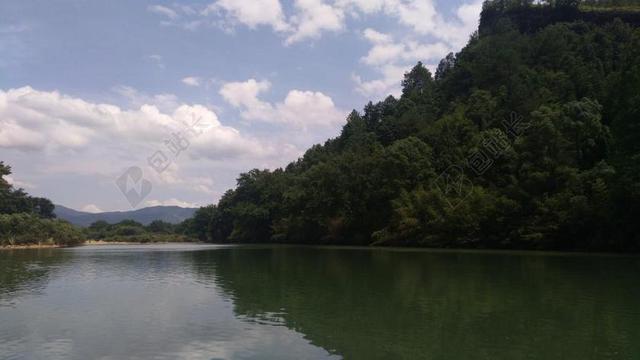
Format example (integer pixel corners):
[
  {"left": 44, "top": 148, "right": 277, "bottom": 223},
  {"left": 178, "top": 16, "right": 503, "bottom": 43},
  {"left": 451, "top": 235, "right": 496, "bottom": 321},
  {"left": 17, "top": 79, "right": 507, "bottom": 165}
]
[{"left": 186, "top": 246, "right": 640, "bottom": 360}]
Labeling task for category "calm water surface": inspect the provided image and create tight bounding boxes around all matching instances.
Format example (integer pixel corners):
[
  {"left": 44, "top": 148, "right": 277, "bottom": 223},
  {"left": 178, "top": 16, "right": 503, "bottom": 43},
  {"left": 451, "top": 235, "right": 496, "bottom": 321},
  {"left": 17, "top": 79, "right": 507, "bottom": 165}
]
[{"left": 0, "top": 244, "right": 639, "bottom": 359}]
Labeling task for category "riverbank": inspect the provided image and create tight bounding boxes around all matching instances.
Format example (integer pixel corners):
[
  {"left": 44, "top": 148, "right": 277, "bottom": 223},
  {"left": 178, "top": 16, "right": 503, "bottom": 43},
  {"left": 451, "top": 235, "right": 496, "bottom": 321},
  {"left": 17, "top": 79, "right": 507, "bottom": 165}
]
[
  {"left": 84, "top": 240, "right": 191, "bottom": 245},
  {"left": 85, "top": 240, "right": 141, "bottom": 245},
  {"left": 0, "top": 244, "right": 65, "bottom": 250},
  {"left": 84, "top": 237, "right": 200, "bottom": 245}
]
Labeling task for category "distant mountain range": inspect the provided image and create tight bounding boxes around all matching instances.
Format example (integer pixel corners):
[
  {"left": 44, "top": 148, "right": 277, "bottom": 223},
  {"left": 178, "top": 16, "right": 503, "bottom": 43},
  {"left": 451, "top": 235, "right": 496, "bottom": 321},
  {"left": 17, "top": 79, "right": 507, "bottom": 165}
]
[{"left": 54, "top": 205, "right": 197, "bottom": 227}]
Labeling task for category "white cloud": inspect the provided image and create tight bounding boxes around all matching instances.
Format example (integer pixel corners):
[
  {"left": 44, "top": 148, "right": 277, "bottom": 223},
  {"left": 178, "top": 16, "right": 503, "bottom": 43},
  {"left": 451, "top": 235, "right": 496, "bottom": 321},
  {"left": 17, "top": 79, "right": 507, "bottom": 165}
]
[
  {"left": 342, "top": 0, "right": 481, "bottom": 49},
  {"left": 439, "top": 0, "right": 483, "bottom": 48},
  {"left": 148, "top": 5, "right": 179, "bottom": 20},
  {"left": 387, "top": 0, "right": 439, "bottom": 35},
  {"left": 219, "top": 79, "right": 346, "bottom": 129},
  {"left": 218, "top": 79, "right": 271, "bottom": 113},
  {"left": 205, "top": 0, "right": 290, "bottom": 32},
  {"left": 353, "top": 28, "right": 447, "bottom": 98},
  {"left": 276, "top": 90, "right": 344, "bottom": 127},
  {"left": 147, "top": 54, "right": 165, "bottom": 69},
  {"left": 200, "top": 0, "right": 345, "bottom": 44},
  {"left": 81, "top": 204, "right": 103, "bottom": 213},
  {"left": 192, "top": 0, "right": 481, "bottom": 97},
  {"left": 181, "top": 0, "right": 481, "bottom": 49},
  {"left": 181, "top": 76, "right": 201, "bottom": 87},
  {"left": 285, "top": 0, "right": 345, "bottom": 44},
  {"left": 353, "top": 64, "right": 406, "bottom": 98},
  {"left": 335, "top": 0, "right": 387, "bottom": 14},
  {"left": 350, "top": 0, "right": 483, "bottom": 99},
  {"left": 5, "top": 175, "right": 35, "bottom": 189},
  {"left": 0, "top": 80, "right": 342, "bottom": 210},
  {"left": 362, "top": 28, "right": 392, "bottom": 44},
  {"left": 145, "top": 198, "right": 199, "bottom": 208},
  {"left": 113, "top": 85, "right": 180, "bottom": 113},
  {"left": 360, "top": 30, "right": 449, "bottom": 67},
  {"left": 0, "top": 86, "right": 269, "bottom": 160}
]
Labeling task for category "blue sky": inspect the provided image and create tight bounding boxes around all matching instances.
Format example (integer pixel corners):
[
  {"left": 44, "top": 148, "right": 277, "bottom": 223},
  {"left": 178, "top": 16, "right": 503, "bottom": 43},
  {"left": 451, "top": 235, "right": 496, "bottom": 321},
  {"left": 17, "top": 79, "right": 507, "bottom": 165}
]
[{"left": 0, "top": 0, "right": 482, "bottom": 212}]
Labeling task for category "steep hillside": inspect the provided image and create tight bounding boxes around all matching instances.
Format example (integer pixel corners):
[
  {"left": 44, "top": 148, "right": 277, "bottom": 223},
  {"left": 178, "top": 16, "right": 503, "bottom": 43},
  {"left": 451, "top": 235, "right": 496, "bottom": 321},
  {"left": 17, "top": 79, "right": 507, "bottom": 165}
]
[{"left": 191, "top": 0, "right": 640, "bottom": 251}]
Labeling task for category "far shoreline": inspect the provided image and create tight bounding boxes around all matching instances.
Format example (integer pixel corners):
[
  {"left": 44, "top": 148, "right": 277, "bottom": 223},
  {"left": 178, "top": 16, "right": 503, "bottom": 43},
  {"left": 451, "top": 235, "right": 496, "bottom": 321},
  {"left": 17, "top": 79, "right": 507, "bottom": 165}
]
[
  {"left": 0, "top": 244, "right": 65, "bottom": 250},
  {"left": 83, "top": 240, "right": 203, "bottom": 246},
  {"left": 0, "top": 240, "right": 202, "bottom": 250}
]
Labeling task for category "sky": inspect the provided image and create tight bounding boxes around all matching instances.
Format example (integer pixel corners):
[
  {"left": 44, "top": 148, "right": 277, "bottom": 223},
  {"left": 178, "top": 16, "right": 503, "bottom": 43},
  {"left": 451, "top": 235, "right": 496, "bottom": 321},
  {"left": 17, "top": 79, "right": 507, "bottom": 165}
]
[{"left": 0, "top": 0, "right": 483, "bottom": 212}]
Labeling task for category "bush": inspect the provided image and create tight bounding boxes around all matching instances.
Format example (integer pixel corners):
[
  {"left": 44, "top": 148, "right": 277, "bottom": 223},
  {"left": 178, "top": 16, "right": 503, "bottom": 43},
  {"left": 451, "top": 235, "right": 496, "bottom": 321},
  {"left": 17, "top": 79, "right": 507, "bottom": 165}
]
[{"left": 0, "top": 213, "right": 84, "bottom": 246}]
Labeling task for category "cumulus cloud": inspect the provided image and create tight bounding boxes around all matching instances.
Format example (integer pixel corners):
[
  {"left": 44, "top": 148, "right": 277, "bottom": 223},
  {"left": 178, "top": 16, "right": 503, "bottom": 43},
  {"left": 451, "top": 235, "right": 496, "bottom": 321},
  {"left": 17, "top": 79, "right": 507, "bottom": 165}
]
[
  {"left": 335, "top": 0, "right": 387, "bottom": 14},
  {"left": 197, "top": 0, "right": 344, "bottom": 43},
  {"left": 360, "top": 29, "right": 449, "bottom": 66},
  {"left": 145, "top": 198, "right": 199, "bottom": 208},
  {"left": 0, "top": 86, "right": 269, "bottom": 160},
  {"left": 148, "top": 5, "right": 179, "bottom": 20},
  {"left": 0, "top": 85, "right": 327, "bottom": 210},
  {"left": 204, "top": 0, "right": 290, "bottom": 32},
  {"left": 152, "top": 0, "right": 481, "bottom": 51},
  {"left": 219, "top": 79, "right": 346, "bottom": 129},
  {"left": 186, "top": 0, "right": 482, "bottom": 97},
  {"left": 0, "top": 86, "right": 301, "bottom": 210},
  {"left": 81, "top": 204, "right": 103, "bottom": 213},
  {"left": 362, "top": 28, "right": 392, "bottom": 44},
  {"left": 285, "top": 0, "right": 345, "bottom": 44},
  {"left": 195, "top": 0, "right": 481, "bottom": 47},
  {"left": 352, "top": 64, "right": 407, "bottom": 98},
  {"left": 353, "top": 27, "right": 450, "bottom": 97},
  {"left": 5, "top": 175, "right": 35, "bottom": 189},
  {"left": 347, "top": 0, "right": 483, "bottom": 98},
  {"left": 181, "top": 76, "right": 201, "bottom": 87},
  {"left": 113, "top": 85, "right": 180, "bottom": 113},
  {"left": 342, "top": 0, "right": 482, "bottom": 49}
]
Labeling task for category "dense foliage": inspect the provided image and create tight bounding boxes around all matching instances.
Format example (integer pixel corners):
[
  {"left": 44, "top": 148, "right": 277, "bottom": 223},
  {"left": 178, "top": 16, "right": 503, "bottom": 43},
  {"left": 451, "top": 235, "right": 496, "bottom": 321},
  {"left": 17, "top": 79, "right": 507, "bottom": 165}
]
[
  {"left": 0, "top": 213, "right": 84, "bottom": 247},
  {"left": 85, "top": 219, "right": 193, "bottom": 243},
  {"left": 0, "top": 162, "right": 84, "bottom": 246},
  {"left": 189, "top": 1, "right": 640, "bottom": 251}
]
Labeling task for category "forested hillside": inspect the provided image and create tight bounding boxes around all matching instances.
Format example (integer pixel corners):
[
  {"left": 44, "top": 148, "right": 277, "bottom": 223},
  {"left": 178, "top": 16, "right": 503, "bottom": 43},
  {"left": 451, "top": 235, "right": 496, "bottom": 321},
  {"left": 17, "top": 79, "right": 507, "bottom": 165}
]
[{"left": 190, "top": 0, "right": 640, "bottom": 251}]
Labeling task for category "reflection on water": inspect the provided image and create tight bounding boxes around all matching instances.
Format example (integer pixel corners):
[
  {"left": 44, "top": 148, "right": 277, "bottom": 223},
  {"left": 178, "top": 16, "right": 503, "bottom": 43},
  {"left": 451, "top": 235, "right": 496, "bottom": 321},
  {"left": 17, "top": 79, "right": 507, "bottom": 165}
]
[
  {"left": 0, "top": 249, "right": 73, "bottom": 306},
  {"left": 1, "top": 244, "right": 639, "bottom": 359}
]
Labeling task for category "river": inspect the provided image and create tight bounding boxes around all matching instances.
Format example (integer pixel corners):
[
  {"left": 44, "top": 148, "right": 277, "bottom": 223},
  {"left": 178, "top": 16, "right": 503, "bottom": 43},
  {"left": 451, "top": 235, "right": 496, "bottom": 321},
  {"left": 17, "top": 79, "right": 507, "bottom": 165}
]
[{"left": 1, "top": 244, "right": 638, "bottom": 359}]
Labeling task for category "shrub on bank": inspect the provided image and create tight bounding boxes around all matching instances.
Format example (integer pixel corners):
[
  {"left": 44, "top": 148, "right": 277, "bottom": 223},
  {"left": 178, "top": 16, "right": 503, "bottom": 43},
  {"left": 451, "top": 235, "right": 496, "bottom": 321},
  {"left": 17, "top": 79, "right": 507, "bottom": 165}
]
[{"left": 0, "top": 213, "right": 85, "bottom": 246}]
